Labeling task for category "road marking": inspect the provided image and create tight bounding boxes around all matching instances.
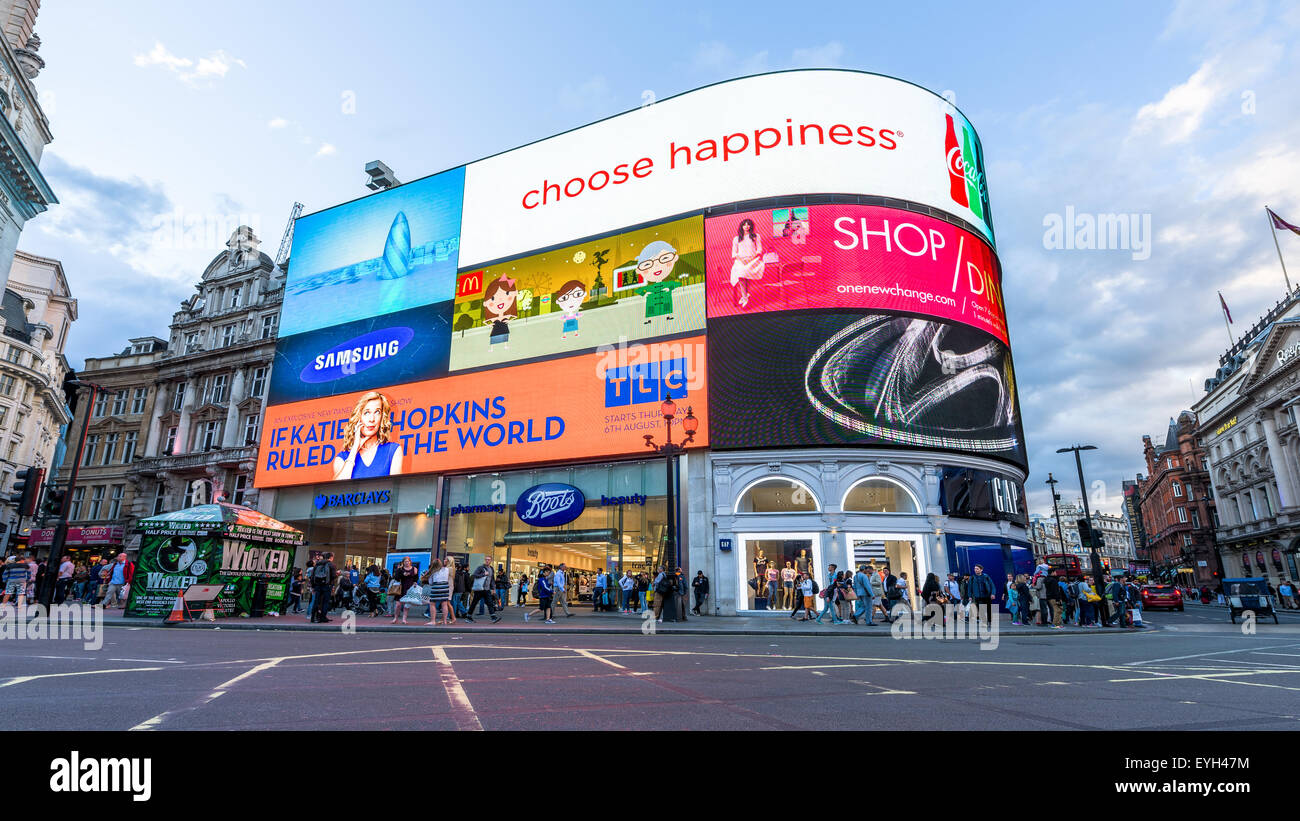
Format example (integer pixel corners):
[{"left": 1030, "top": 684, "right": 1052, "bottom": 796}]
[
  {"left": 1121, "top": 642, "right": 1300, "bottom": 666},
  {"left": 131, "top": 659, "right": 282, "bottom": 731},
  {"left": 575, "top": 649, "right": 626, "bottom": 670},
  {"left": 108, "top": 658, "right": 185, "bottom": 664},
  {"left": 431, "top": 646, "right": 483, "bottom": 732},
  {"left": 0, "top": 666, "right": 165, "bottom": 688}
]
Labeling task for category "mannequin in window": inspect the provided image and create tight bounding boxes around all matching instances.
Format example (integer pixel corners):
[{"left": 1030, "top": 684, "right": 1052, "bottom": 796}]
[
  {"left": 765, "top": 562, "right": 780, "bottom": 608},
  {"left": 781, "top": 561, "right": 797, "bottom": 609},
  {"left": 795, "top": 549, "right": 811, "bottom": 577},
  {"left": 753, "top": 550, "right": 768, "bottom": 599}
]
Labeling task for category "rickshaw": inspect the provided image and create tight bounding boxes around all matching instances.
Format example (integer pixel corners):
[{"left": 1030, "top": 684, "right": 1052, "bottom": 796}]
[{"left": 1223, "top": 578, "right": 1280, "bottom": 624}]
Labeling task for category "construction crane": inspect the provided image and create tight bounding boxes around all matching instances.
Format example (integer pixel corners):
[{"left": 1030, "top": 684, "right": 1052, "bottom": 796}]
[{"left": 274, "top": 201, "right": 304, "bottom": 268}]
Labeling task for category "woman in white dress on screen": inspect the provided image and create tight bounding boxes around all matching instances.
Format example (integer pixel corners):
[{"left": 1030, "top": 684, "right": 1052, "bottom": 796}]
[{"left": 729, "top": 218, "right": 764, "bottom": 308}]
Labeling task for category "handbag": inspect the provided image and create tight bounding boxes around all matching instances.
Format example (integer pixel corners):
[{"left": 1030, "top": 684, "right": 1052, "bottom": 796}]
[
  {"left": 1085, "top": 592, "right": 1102, "bottom": 603},
  {"left": 387, "top": 581, "right": 402, "bottom": 596},
  {"left": 842, "top": 589, "right": 858, "bottom": 601},
  {"left": 400, "top": 585, "right": 424, "bottom": 605}
]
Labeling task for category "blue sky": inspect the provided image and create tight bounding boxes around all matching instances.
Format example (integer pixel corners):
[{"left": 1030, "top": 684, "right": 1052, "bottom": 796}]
[{"left": 18, "top": 0, "right": 1300, "bottom": 515}]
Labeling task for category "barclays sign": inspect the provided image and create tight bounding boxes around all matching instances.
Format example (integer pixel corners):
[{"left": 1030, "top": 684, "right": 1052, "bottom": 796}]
[
  {"left": 515, "top": 483, "right": 585, "bottom": 527},
  {"left": 314, "top": 489, "right": 392, "bottom": 510}
]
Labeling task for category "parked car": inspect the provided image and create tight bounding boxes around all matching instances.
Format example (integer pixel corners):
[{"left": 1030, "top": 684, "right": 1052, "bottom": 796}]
[{"left": 1140, "top": 584, "right": 1184, "bottom": 611}]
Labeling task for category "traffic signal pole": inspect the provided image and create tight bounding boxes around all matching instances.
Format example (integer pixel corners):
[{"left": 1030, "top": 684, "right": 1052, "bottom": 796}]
[{"left": 39, "top": 382, "right": 100, "bottom": 608}]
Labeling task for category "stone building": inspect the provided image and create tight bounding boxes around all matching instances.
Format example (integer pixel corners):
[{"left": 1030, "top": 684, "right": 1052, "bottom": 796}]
[
  {"left": 1136, "top": 412, "right": 1220, "bottom": 585},
  {"left": 0, "top": 249, "right": 72, "bottom": 542},
  {"left": 1028, "top": 500, "right": 1135, "bottom": 574},
  {"left": 50, "top": 227, "right": 282, "bottom": 556}
]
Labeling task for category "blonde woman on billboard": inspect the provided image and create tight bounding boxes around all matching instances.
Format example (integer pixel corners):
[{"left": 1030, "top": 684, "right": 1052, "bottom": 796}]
[
  {"left": 332, "top": 390, "right": 404, "bottom": 480},
  {"left": 730, "top": 218, "right": 764, "bottom": 308}
]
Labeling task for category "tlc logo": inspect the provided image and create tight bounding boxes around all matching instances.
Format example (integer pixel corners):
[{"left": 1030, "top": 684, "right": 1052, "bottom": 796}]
[{"left": 604, "top": 357, "right": 687, "bottom": 407}]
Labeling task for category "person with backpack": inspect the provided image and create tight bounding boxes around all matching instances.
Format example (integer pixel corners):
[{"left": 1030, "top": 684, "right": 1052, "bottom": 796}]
[
  {"left": 466, "top": 557, "right": 502, "bottom": 623},
  {"left": 452, "top": 561, "right": 470, "bottom": 618},
  {"left": 1043, "top": 572, "right": 1064, "bottom": 629},
  {"left": 524, "top": 566, "right": 555, "bottom": 623},
  {"left": 1104, "top": 575, "right": 1128, "bottom": 627},
  {"left": 652, "top": 566, "right": 677, "bottom": 623},
  {"left": 309, "top": 553, "right": 336, "bottom": 623},
  {"left": 792, "top": 572, "right": 816, "bottom": 621},
  {"left": 964, "top": 564, "right": 995, "bottom": 627}
]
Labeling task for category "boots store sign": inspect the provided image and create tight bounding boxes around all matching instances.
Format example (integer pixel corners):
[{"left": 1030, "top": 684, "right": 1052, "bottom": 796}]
[{"left": 516, "top": 483, "right": 586, "bottom": 527}]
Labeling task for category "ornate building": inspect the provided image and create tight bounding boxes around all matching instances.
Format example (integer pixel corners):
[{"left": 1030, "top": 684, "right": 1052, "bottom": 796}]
[
  {"left": 51, "top": 228, "right": 282, "bottom": 555},
  {"left": 0, "top": 249, "right": 72, "bottom": 543},
  {"left": 0, "top": 0, "right": 54, "bottom": 293},
  {"left": 1136, "top": 412, "right": 1220, "bottom": 585},
  {"left": 1027, "top": 501, "right": 1135, "bottom": 573}
]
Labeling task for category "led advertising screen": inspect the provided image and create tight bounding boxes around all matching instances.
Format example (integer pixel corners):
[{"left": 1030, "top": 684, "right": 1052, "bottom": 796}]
[
  {"left": 280, "top": 167, "right": 465, "bottom": 337},
  {"left": 267, "top": 301, "right": 452, "bottom": 404},
  {"left": 707, "top": 310, "right": 1026, "bottom": 469},
  {"left": 704, "top": 203, "right": 1007, "bottom": 344},
  {"left": 255, "top": 336, "right": 708, "bottom": 488},
  {"left": 459, "top": 70, "right": 992, "bottom": 267},
  {"left": 448, "top": 215, "right": 705, "bottom": 372}
]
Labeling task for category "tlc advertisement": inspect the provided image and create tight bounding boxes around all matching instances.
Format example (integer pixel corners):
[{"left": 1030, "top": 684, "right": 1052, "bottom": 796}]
[
  {"left": 124, "top": 535, "right": 296, "bottom": 618},
  {"left": 281, "top": 167, "right": 465, "bottom": 337},
  {"left": 704, "top": 204, "right": 1008, "bottom": 344},
  {"left": 708, "top": 311, "right": 1026, "bottom": 469},
  {"left": 449, "top": 215, "right": 705, "bottom": 372},
  {"left": 458, "top": 70, "right": 992, "bottom": 267},
  {"left": 255, "top": 336, "right": 708, "bottom": 488}
]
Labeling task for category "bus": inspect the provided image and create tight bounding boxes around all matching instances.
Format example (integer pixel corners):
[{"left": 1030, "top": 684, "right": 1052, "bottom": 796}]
[{"left": 1042, "top": 553, "right": 1084, "bottom": 580}]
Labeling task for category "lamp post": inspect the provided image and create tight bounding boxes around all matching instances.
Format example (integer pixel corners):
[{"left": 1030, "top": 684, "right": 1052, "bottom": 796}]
[
  {"left": 1045, "top": 473, "right": 1066, "bottom": 559},
  {"left": 40, "top": 380, "right": 104, "bottom": 608},
  {"left": 1057, "top": 444, "right": 1108, "bottom": 625},
  {"left": 645, "top": 399, "right": 697, "bottom": 622}
]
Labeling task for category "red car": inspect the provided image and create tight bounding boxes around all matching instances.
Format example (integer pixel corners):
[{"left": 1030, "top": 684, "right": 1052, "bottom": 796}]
[{"left": 1141, "top": 584, "right": 1184, "bottom": 611}]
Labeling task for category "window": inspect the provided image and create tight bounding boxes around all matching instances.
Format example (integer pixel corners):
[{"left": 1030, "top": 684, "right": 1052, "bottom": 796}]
[
  {"left": 183, "top": 481, "right": 195, "bottom": 509},
  {"left": 1191, "top": 509, "right": 1201, "bottom": 529},
  {"left": 1183, "top": 534, "right": 1193, "bottom": 547},
  {"left": 1246, "top": 491, "right": 1259, "bottom": 520},
  {"left": 165, "top": 426, "right": 177, "bottom": 454},
  {"left": 1, "top": 374, "right": 17, "bottom": 397},
  {"left": 69, "top": 487, "right": 85, "bottom": 520},
  {"left": 221, "top": 323, "right": 237, "bottom": 347},
  {"left": 232, "top": 475, "right": 249, "bottom": 506},
  {"left": 243, "top": 413, "right": 260, "bottom": 445},
  {"left": 87, "top": 486, "right": 105, "bottom": 520},
  {"left": 131, "top": 387, "right": 148, "bottom": 414},
  {"left": 1185, "top": 483, "right": 1194, "bottom": 498},
  {"left": 172, "top": 382, "right": 186, "bottom": 411},
  {"left": 101, "top": 433, "right": 118, "bottom": 465},
  {"left": 92, "top": 391, "right": 107, "bottom": 416},
  {"left": 229, "top": 286, "right": 242, "bottom": 309},
  {"left": 5, "top": 440, "right": 15, "bottom": 461},
  {"left": 1173, "top": 483, "right": 1183, "bottom": 497},
  {"left": 185, "top": 332, "right": 201, "bottom": 353},
  {"left": 249, "top": 367, "right": 266, "bottom": 398},
  {"left": 261, "top": 314, "right": 277, "bottom": 339},
  {"left": 112, "top": 389, "right": 127, "bottom": 415},
  {"left": 1264, "top": 488, "right": 1276, "bottom": 517},
  {"left": 121, "top": 431, "right": 138, "bottom": 463},
  {"left": 841, "top": 477, "right": 919, "bottom": 513},
  {"left": 206, "top": 374, "right": 229, "bottom": 404},
  {"left": 107, "top": 485, "right": 124, "bottom": 520},
  {"left": 1212, "top": 508, "right": 1221, "bottom": 527},
  {"left": 0, "top": 406, "right": 7, "bottom": 429},
  {"left": 152, "top": 482, "right": 166, "bottom": 515},
  {"left": 1177, "top": 507, "right": 1188, "bottom": 523},
  {"left": 201, "top": 420, "right": 221, "bottom": 450},
  {"left": 5, "top": 345, "right": 19, "bottom": 364},
  {"left": 82, "top": 434, "right": 99, "bottom": 466},
  {"left": 1232, "top": 497, "right": 1243, "bottom": 525},
  {"left": 735, "top": 478, "right": 820, "bottom": 513},
  {"left": 14, "top": 410, "right": 24, "bottom": 431}
]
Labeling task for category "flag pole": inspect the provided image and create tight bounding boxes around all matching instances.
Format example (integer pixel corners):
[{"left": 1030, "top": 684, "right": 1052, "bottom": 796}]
[
  {"left": 1219, "top": 291, "right": 1234, "bottom": 347},
  {"left": 1267, "top": 206, "right": 1294, "bottom": 293}
]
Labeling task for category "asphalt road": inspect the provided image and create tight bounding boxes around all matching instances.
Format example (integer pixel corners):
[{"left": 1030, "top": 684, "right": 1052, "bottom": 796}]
[{"left": 3, "top": 604, "right": 1300, "bottom": 730}]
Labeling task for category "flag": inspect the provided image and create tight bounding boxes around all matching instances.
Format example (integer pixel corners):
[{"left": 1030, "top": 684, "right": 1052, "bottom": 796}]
[
  {"left": 1219, "top": 291, "right": 1233, "bottom": 324},
  {"left": 1268, "top": 207, "right": 1300, "bottom": 237}
]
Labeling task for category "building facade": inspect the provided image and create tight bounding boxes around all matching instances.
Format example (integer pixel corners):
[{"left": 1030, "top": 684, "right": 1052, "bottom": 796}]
[
  {"left": 0, "top": 249, "right": 72, "bottom": 544},
  {"left": 1194, "top": 292, "right": 1300, "bottom": 585},
  {"left": 47, "top": 227, "right": 281, "bottom": 559},
  {"left": 1135, "top": 412, "right": 1220, "bottom": 585},
  {"left": 1027, "top": 501, "right": 1135, "bottom": 574},
  {"left": 0, "top": 0, "right": 54, "bottom": 292}
]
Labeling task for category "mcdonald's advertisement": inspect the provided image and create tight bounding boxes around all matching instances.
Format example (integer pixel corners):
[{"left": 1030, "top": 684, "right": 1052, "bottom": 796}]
[{"left": 254, "top": 336, "right": 708, "bottom": 488}]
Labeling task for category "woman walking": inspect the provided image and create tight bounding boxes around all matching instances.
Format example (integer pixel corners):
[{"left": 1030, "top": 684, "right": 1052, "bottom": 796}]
[
  {"left": 524, "top": 567, "right": 555, "bottom": 624},
  {"left": 424, "top": 558, "right": 455, "bottom": 625},
  {"left": 921, "top": 572, "right": 944, "bottom": 623},
  {"left": 516, "top": 572, "right": 530, "bottom": 607}
]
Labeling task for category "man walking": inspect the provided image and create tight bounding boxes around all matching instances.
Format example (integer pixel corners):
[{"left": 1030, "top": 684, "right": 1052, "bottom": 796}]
[
  {"left": 552, "top": 563, "right": 573, "bottom": 618},
  {"left": 620, "top": 570, "right": 636, "bottom": 613},
  {"left": 815, "top": 564, "right": 844, "bottom": 625},
  {"left": 691, "top": 570, "right": 709, "bottom": 615},
  {"left": 965, "top": 564, "right": 995, "bottom": 627},
  {"left": 593, "top": 568, "right": 608, "bottom": 613},
  {"left": 852, "top": 564, "right": 876, "bottom": 625},
  {"left": 1043, "top": 571, "right": 1064, "bottom": 628},
  {"left": 55, "top": 554, "right": 75, "bottom": 604},
  {"left": 465, "top": 557, "right": 502, "bottom": 623},
  {"left": 309, "top": 552, "right": 336, "bottom": 623},
  {"left": 101, "top": 553, "right": 134, "bottom": 610}
]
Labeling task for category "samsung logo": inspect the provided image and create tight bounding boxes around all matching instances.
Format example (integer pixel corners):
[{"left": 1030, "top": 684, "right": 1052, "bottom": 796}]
[
  {"left": 300, "top": 327, "right": 415, "bottom": 384},
  {"left": 516, "top": 483, "right": 586, "bottom": 527}
]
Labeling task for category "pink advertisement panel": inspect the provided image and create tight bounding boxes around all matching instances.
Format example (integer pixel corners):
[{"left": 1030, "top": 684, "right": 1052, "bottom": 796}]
[{"left": 705, "top": 203, "right": 1008, "bottom": 344}]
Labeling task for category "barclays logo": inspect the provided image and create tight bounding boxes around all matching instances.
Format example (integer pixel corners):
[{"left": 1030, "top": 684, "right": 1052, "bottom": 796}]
[
  {"left": 515, "top": 483, "right": 586, "bottom": 527},
  {"left": 314, "top": 489, "right": 392, "bottom": 509},
  {"left": 299, "top": 327, "right": 416, "bottom": 384}
]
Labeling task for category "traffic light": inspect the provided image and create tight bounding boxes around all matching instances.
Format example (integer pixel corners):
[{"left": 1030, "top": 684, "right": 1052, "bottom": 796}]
[
  {"left": 41, "top": 484, "right": 66, "bottom": 519},
  {"left": 10, "top": 467, "right": 43, "bottom": 517}
]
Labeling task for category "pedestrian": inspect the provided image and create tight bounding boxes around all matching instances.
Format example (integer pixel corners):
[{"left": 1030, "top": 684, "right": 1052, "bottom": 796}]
[
  {"left": 309, "top": 552, "right": 336, "bottom": 623},
  {"left": 517, "top": 572, "right": 530, "bottom": 607},
  {"left": 675, "top": 567, "right": 689, "bottom": 620},
  {"left": 964, "top": 564, "right": 995, "bottom": 627},
  {"left": 637, "top": 572, "right": 649, "bottom": 612},
  {"left": 425, "top": 558, "right": 455, "bottom": 625},
  {"left": 2, "top": 555, "right": 27, "bottom": 608},
  {"left": 619, "top": 570, "right": 635, "bottom": 613},
  {"left": 1044, "top": 571, "right": 1064, "bottom": 629},
  {"left": 552, "top": 563, "right": 573, "bottom": 617},
  {"left": 793, "top": 572, "right": 816, "bottom": 621},
  {"left": 869, "top": 564, "right": 889, "bottom": 623},
  {"left": 524, "top": 567, "right": 555, "bottom": 623},
  {"left": 692, "top": 570, "right": 710, "bottom": 615},
  {"left": 100, "top": 552, "right": 134, "bottom": 609},
  {"left": 652, "top": 566, "right": 676, "bottom": 623},
  {"left": 852, "top": 565, "right": 877, "bottom": 625},
  {"left": 1014, "top": 574, "right": 1033, "bottom": 625},
  {"left": 921, "top": 572, "right": 944, "bottom": 623},
  {"left": 815, "top": 565, "right": 845, "bottom": 625},
  {"left": 360, "top": 565, "right": 381, "bottom": 616},
  {"left": 71, "top": 561, "right": 89, "bottom": 603},
  {"left": 495, "top": 565, "right": 510, "bottom": 612},
  {"left": 451, "top": 560, "right": 468, "bottom": 617},
  {"left": 465, "top": 556, "right": 502, "bottom": 623},
  {"left": 945, "top": 573, "right": 961, "bottom": 605},
  {"left": 593, "top": 568, "right": 608, "bottom": 613},
  {"left": 390, "top": 556, "right": 419, "bottom": 625},
  {"left": 896, "top": 571, "right": 913, "bottom": 616},
  {"left": 55, "top": 554, "right": 74, "bottom": 604},
  {"left": 1105, "top": 575, "right": 1127, "bottom": 627},
  {"left": 288, "top": 568, "right": 303, "bottom": 613},
  {"left": 1076, "top": 577, "right": 1097, "bottom": 626}
]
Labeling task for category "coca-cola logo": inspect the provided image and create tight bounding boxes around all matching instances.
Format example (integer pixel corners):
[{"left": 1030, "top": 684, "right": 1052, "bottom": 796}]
[
  {"left": 946, "top": 145, "right": 964, "bottom": 179},
  {"left": 515, "top": 483, "right": 586, "bottom": 527}
]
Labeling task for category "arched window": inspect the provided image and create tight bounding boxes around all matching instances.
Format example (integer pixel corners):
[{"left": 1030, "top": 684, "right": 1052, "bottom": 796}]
[
  {"left": 735, "top": 477, "right": 819, "bottom": 513},
  {"left": 841, "top": 477, "right": 920, "bottom": 513}
]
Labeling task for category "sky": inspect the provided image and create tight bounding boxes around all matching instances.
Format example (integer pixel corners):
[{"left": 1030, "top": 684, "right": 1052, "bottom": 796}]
[{"left": 16, "top": 0, "right": 1300, "bottom": 517}]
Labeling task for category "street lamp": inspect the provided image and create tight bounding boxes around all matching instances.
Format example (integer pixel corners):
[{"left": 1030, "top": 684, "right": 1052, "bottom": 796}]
[
  {"left": 645, "top": 400, "right": 697, "bottom": 622},
  {"left": 1056, "top": 444, "right": 1110, "bottom": 625},
  {"left": 1045, "top": 472, "right": 1066, "bottom": 559},
  {"left": 39, "top": 379, "right": 105, "bottom": 608}
]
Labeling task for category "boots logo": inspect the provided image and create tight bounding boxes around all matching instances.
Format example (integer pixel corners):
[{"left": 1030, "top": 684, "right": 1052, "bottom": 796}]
[
  {"left": 300, "top": 326, "right": 415, "bottom": 384},
  {"left": 516, "top": 483, "right": 585, "bottom": 527}
]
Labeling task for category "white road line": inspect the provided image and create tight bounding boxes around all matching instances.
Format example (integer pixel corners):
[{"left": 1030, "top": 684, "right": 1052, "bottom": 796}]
[
  {"left": 131, "top": 659, "right": 281, "bottom": 731},
  {"left": 431, "top": 646, "right": 483, "bottom": 732},
  {"left": 1121, "top": 643, "right": 1300, "bottom": 666},
  {"left": 0, "top": 666, "right": 165, "bottom": 688},
  {"left": 108, "top": 658, "right": 184, "bottom": 664},
  {"left": 575, "top": 649, "right": 626, "bottom": 670}
]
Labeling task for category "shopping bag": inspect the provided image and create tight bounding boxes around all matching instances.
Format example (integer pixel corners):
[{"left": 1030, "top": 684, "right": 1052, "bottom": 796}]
[{"left": 400, "top": 585, "right": 424, "bottom": 605}]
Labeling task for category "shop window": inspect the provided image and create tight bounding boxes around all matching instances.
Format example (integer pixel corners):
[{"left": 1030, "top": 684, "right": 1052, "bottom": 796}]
[
  {"left": 735, "top": 478, "right": 819, "bottom": 513},
  {"left": 842, "top": 477, "right": 919, "bottom": 513},
  {"left": 741, "top": 537, "right": 817, "bottom": 611}
]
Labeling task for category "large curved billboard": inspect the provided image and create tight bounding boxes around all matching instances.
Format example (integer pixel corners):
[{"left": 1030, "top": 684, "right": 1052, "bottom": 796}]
[{"left": 256, "top": 70, "right": 1019, "bottom": 490}]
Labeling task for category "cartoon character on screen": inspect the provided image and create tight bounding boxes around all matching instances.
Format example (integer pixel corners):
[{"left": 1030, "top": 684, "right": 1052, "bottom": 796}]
[
  {"left": 332, "top": 390, "right": 404, "bottom": 480},
  {"left": 482, "top": 275, "right": 519, "bottom": 351},
  {"left": 636, "top": 240, "right": 681, "bottom": 325},
  {"left": 554, "top": 279, "right": 586, "bottom": 340}
]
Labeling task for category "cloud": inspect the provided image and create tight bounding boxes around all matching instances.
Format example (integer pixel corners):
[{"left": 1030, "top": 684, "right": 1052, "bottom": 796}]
[
  {"left": 791, "top": 41, "right": 844, "bottom": 67},
  {"left": 314, "top": 142, "right": 336, "bottom": 158},
  {"left": 267, "top": 117, "right": 289, "bottom": 129},
  {"left": 132, "top": 41, "right": 245, "bottom": 86},
  {"left": 558, "top": 75, "right": 615, "bottom": 114},
  {"left": 1131, "top": 60, "right": 1221, "bottom": 143}
]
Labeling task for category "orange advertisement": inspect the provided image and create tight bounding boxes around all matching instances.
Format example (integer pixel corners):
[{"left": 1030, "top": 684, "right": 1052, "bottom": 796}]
[{"left": 254, "top": 335, "right": 708, "bottom": 488}]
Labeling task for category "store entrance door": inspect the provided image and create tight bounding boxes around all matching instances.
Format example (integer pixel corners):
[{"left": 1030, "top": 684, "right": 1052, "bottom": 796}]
[
  {"left": 848, "top": 533, "right": 924, "bottom": 603},
  {"left": 738, "top": 533, "right": 819, "bottom": 612}
]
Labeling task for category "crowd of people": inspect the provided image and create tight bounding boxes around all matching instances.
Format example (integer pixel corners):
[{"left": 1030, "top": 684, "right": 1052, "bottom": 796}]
[
  {"left": 0, "top": 552, "right": 135, "bottom": 609},
  {"left": 293, "top": 554, "right": 711, "bottom": 625}
]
